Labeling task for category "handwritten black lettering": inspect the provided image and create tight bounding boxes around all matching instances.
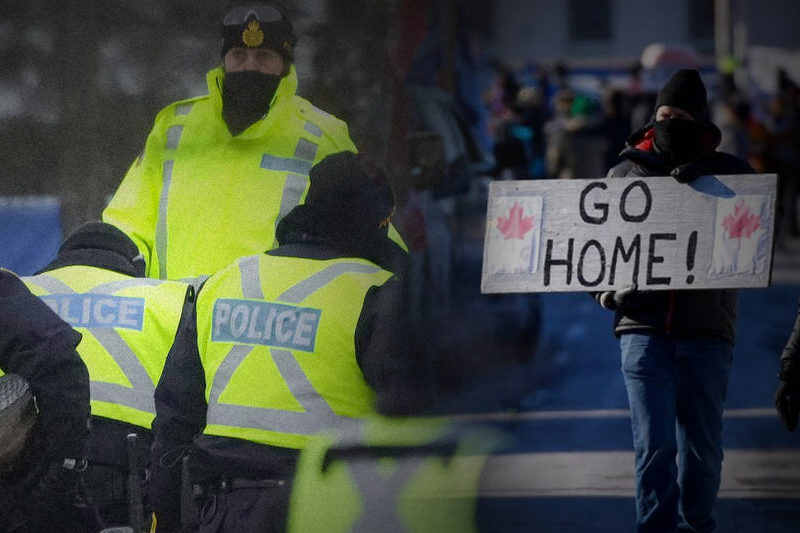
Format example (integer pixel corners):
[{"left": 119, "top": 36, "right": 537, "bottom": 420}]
[
  {"left": 544, "top": 238, "right": 574, "bottom": 286},
  {"left": 577, "top": 240, "right": 606, "bottom": 287},
  {"left": 620, "top": 180, "right": 652, "bottom": 223},
  {"left": 647, "top": 233, "right": 676, "bottom": 285},
  {"left": 610, "top": 235, "right": 641, "bottom": 285},
  {"left": 579, "top": 182, "right": 609, "bottom": 225}
]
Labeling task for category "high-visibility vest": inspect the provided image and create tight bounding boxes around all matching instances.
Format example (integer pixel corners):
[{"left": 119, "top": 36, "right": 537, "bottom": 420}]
[
  {"left": 196, "top": 254, "right": 393, "bottom": 449},
  {"left": 23, "top": 267, "right": 190, "bottom": 429},
  {"left": 103, "top": 65, "right": 406, "bottom": 281},
  {"left": 286, "top": 417, "right": 506, "bottom": 533}
]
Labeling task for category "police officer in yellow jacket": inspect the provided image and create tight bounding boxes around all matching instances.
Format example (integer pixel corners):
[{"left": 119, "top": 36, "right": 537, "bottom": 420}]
[
  {"left": 149, "top": 151, "right": 411, "bottom": 532},
  {"left": 0, "top": 269, "right": 101, "bottom": 533},
  {"left": 287, "top": 415, "right": 507, "bottom": 533},
  {"left": 23, "top": 221, "right": 193, "bottom": 530},
  {"left": 102, "top": 1, "right": 405, "bottom": 282}
]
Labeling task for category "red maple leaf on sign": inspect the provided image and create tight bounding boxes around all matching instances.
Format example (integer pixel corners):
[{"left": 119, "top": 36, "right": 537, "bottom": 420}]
[
  {"left": 497, "top": 201, "right": 535, "bottom": 240},
  {"left": 721, "top": 199, "right": 761, "bottom": 249}
]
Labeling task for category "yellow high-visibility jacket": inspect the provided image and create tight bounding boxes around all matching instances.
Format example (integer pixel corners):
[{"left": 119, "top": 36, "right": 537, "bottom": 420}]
[
  {"left": 287, "top": 417, "right": 506, "bottom": 533},
  {"left": 23, "top": 266, "right": 190, "bottom": 429},
  {"left": 196, "top": 254, "right": 392, "bottom": 450},
  {"left": 103, "top": 65, "right": 404, "bottom": 281}
]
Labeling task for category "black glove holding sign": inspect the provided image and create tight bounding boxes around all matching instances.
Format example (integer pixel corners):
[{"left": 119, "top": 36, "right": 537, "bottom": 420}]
[{"left": 597, "top": 284, "right": 644, "bottom": 311}]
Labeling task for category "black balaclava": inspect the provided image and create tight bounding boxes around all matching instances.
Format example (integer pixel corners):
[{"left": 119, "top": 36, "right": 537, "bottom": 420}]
[
  {"left": 222, "top": 70, "right": 281, "bottom": 135},
  {"left": 653, "top": 119, "right": 706, "bottom": 167},
  {"left": 652, "top": 68, "right": 710, "bottom": 167},
  {"left": 220, "top": 1, "right": 297, "bottom": 135}
]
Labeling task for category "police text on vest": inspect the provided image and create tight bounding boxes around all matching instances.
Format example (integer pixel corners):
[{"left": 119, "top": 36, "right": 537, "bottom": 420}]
[
  {"left": 212, "top": 299, "right": 321, "bottom": 352},
  {"left": 40, "top": 294, "right": 145, "bottom": 330}
]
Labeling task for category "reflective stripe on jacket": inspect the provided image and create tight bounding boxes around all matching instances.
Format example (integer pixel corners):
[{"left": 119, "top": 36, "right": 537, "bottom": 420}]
[
  {"left": 102, "top": 65, "right": 370, "bottom": 281},
  {"left": 196, "top": 254, "right": 393, "bottom": 449},
  {"left": 23, "top": 267, "right": 189, "bottom": 429}
]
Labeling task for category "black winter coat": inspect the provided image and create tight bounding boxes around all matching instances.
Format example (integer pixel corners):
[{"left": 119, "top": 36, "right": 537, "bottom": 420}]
[
  {"left": 780, "top": 296, "right": 800, "bottom": 374},
  {"left": 0, "top": 269, "right": 89, "bottom": 460},
  {"left": 603, "top": 122, "right": 756, "bottom": 344}
]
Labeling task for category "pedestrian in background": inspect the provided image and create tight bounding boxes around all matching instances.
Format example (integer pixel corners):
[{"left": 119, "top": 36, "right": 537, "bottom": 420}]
[{"left": 595, "top": 69, "right": 755, "bottom": 533}]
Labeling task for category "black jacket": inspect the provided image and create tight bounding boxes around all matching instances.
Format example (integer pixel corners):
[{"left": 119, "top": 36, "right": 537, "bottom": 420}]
[
  {"left": 0, "top": 270, "right": 89, "bottom": 461},
  {"left": 601, "top": 122, "right": 756, "bottom": 344},
  {"left": 780, "top": 296, "right": 800, "bottom": 377}
]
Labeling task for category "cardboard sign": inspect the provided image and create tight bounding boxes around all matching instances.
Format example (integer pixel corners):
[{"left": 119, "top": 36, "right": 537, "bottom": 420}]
[{"left": 481, "top": 174, "right": 778, "bottom": 294}]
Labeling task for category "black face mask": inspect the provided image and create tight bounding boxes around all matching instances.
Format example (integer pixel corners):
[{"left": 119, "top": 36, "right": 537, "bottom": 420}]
[
  {"left": 653, "top": 119, "right": 706, "bottom": 167},
  {"left": 222, "top": 70, "right": 282, "bottom": 136}
]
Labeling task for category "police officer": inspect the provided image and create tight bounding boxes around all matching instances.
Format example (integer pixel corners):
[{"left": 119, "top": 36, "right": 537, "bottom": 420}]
[
  {"left": 102, "top": 0, "right": 405, "bottom": 282},
  {"left": 286, "top": 416, "right": 505, "bottom": 533},
  {"left": 0, "top": 269, "right": 101, "bottom": 533},
  {"left": 23, "top": 222, "right": 193, "bottom": 530},
  {"left": 284, "top": 257, "right": 504, "bottom": 533},
  {"left": 149, "top": 151, "right": 411, "bottom": 532}
]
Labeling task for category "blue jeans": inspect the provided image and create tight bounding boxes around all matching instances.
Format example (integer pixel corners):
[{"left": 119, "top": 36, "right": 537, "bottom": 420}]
[{"left": 620, "top": 333, "right": 733, "bottom": 533}]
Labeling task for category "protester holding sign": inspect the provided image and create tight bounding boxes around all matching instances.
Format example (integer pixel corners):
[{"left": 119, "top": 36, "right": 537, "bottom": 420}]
[{"left": 595, "top": 69, "right": 756, "bottom": 533}]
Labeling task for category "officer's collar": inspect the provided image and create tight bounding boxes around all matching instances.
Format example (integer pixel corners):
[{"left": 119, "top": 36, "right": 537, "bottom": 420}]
[{"left": 37, "top": 249, "right": 143, "bottom": 278}]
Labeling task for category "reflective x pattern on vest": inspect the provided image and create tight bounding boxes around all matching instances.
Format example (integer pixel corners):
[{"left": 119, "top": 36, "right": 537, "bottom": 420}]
[
  {"left": 346, "top": 455, "right": 425, "bottom": 533},
  {"left": 204, "top": 256, "right": 382, "bottom": 436},
  {"left": 29, "top": 274, "right": 167, "bottom": 415}
]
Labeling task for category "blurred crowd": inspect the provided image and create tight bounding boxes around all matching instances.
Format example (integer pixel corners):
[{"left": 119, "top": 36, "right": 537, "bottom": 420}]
[{"left": 484, "top": 61, "right": 800, "bottom": 244}]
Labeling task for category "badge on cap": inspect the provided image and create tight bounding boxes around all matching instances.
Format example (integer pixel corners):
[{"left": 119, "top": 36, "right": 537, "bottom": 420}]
[{"left": 242, "top": 20, "right": 265, "bottom": 48}]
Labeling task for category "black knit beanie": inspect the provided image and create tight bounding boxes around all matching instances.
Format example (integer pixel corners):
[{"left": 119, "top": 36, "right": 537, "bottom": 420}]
[
  {"left": 654, "top": 69, "right": 709, "bottom": 122},
  {"left": 221, "top": 1, "right": 296, "bottom": 63},
  {"left": 303, "top": 151, "right": 395, "bottom": 236},
  {"left": 43, "top": 221, "right": 145, "bottom": 277},
  {"left": 276, "top": 152, "right": 395, "bottom": 244}
]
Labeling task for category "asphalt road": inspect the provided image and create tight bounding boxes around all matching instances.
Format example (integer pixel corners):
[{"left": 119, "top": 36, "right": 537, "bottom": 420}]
[{"left": 457, "top": 239, "right": 800, "bottom": 532}]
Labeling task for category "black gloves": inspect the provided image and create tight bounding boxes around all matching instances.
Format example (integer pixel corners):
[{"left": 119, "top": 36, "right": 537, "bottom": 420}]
[
  {"left": 671, "top": 162, "right": 707, "bottom": 184},
  {"left": 775, "top": 359, "right": 800, "bottom": 431},
  {"left": 598, "top": 284, "right": 641, "bottom": 311},
  {"left": 23, "top": 459, "right": 103, "bottom": 533}
]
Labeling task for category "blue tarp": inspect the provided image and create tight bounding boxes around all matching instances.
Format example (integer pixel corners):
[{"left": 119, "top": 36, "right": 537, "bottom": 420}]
[{"left": 0, "top": 196, "right": 62, "bottom": 276}]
